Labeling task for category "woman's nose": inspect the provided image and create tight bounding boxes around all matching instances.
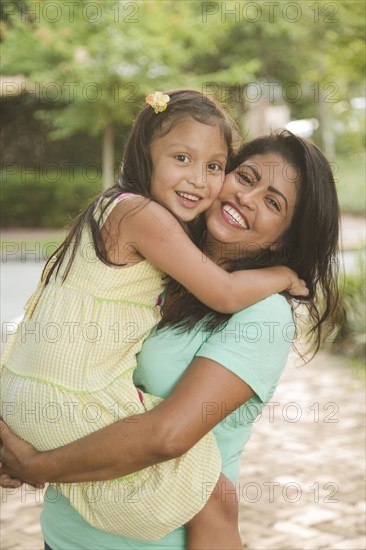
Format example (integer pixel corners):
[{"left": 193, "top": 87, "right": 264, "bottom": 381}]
[{"left": 236, "top": 190, "right": 256, "bottom": 209}]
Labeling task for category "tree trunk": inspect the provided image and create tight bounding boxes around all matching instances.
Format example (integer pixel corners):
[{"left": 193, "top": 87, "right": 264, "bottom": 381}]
[
  {"left": 319, "top": 86, "right": 336, "bottom": 160},
  {"left": 102, "top": 121, "right": 114, "bottom": 189}
]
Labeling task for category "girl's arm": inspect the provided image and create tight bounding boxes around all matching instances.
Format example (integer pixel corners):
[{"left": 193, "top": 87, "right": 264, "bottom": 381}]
[
  {"left": 0, "top": 357, "right": 253, "bottom": 484},
  {"left": 105, "top": 196, "right": 307, "bottom": 314}
]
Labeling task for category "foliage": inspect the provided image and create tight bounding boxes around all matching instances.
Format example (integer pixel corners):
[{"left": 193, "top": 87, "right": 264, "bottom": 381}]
[
  {"left": 1, "top": 169, "right": 102, "bottom": 227},
  {"left": 1, "top": 1, "right": 364, "bottom": 130},
  {"left": 334, "top": 152, "right": 366, "bottom": 215},
  {"left": 1, "top": 1, "right": 257, "bottom": 135},
  {"left": 330, "top": 258, "right": 366, "bottom": 363},
  {"left": 1, "top": 1, "right": 364, "bottom": 185}
]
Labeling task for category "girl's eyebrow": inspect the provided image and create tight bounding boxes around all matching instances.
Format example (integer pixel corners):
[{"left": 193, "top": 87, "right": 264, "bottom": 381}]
[
  {"left": 240, "top": 163, "right": 288, "bottom": 212},
  {"left": 167, "top": 142, "right": 190, "bottom": 149},
  {"left": 167, "top": 143, "right": 227, "bottom": 159}
]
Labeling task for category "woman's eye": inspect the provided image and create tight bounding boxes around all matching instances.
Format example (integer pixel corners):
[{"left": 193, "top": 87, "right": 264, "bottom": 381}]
[
  {"left": 268, "top": 197, "right": 280, "bottom": 211},
  {"left": 175, "top": 154, "right": 190, "bottom": 163},
  {"left": 207, "top": 162, "right": 223, "bottom": 172},
  {"left": 237, "top": 172, "right": 253, "bottom": 185}
]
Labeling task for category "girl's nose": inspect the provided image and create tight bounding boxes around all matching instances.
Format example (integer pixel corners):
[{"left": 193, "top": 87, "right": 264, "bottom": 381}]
[{"left": 188, "top": 167, "right": 206, "bottom": 188}]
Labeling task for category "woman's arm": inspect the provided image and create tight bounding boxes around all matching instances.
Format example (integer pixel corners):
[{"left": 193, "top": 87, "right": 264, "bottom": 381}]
[
  {"left": 108, "top": 196, "right": 308, "bottom": 313},
  {"left": 1, "top": 294, "right": 292, "bottom": 486},
  {"left": 0, "top": 358, "right": 253, "bottom": 484}
]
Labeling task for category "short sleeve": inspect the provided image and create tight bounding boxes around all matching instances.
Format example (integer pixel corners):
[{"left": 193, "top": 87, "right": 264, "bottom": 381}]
[{"left": 196, "top": 294, "right": 295, "bottom": 403}]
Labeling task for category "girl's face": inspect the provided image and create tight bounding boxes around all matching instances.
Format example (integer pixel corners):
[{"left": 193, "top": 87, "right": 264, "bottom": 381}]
[
  {"left": 149, "top": 117, "right": 228, "bottom": 222},
  {"left": 204, "top": 152, "right": 299, "bottom": 260}
]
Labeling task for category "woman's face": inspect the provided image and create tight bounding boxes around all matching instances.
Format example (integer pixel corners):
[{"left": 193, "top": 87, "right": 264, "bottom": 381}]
[{"left": 204, "top": 152, "right": 299, "bottom": 260}]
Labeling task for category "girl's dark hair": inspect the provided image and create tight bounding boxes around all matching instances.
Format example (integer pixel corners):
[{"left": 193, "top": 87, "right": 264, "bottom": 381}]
[
  {"left": 160, "top": 130, "right": 341, "bottom": 357},
  {"left": 43, "top": 89, "right": 235, "bottom": 284}
]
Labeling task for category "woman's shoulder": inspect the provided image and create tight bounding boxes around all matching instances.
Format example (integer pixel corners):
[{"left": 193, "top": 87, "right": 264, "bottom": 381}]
[
  {"left": 231, "top": 293, "right": 292, "bottom": 323},
  {"left": 202, "top": 293, "right": 294, "bottom": 352}
]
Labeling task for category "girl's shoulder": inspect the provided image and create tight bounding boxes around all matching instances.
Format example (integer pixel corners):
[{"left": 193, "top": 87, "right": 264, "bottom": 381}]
[{"left": 97, "top": 193, "right": 148, "bottom": 227}]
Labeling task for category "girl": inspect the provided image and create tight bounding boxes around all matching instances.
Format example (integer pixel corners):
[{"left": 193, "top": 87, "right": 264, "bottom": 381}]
[{"left": 0, "top": 91, "right": 307, "bottom": 547}]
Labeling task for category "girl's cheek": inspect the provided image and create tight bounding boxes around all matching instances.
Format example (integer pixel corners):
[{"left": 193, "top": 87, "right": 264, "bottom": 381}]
[
  {"left": 222, "top": 172, "right": 237, "bottom": 193},
  {"left": 208, "top": 181, "right": 221, "bottom": 199}
]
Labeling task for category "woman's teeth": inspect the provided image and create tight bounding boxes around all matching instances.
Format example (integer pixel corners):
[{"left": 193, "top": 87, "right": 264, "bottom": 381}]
[
  {"left": 177, "top": 192, "right": 199, "bottom": 202},
  {"left": 223, "top": 205, "right": 248, "bottom": 228}
]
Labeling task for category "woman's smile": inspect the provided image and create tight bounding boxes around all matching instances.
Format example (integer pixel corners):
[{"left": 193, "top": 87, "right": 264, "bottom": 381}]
[
  {"left": 204, "top": 152, "right": 298, "bottom": 261},
  {"left": 220, "top": 201, "right": 249, "bottom": 229}
]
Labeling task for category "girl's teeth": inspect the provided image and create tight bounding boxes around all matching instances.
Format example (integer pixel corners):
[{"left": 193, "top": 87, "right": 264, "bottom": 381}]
[
  {"left": 223, "top": 205, "right": 248, "bottom": 228},
  {"left": 177, "top": 192, "right": 199, "bottom": 202}
]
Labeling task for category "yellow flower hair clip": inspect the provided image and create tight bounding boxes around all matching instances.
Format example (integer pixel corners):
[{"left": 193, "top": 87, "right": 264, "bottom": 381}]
[{"left": 145, "top": 91, "right": 170, "bottom": 114}]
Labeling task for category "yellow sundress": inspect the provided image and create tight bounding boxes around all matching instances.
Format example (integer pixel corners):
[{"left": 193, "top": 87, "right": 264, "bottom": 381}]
[{"left": 0, "top": 195, "right": 221, "bottom": 540}]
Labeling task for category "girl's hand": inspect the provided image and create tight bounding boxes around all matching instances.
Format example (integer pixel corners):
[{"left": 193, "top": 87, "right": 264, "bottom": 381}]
[
  {"left": 0, "top": 421, "right": 43, "bottom": 487},
  {"left": 0, "top": 472, "right": 44, "bottom": 490},
  {"left": 286, "top": 269, "right": 309, "bottom": 297},
  {"left": 0, "top": 473, "right": 23, "bottom": 489}
]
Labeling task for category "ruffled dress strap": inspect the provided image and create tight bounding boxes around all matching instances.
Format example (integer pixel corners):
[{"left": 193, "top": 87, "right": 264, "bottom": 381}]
[
  {"left": 116, "top": 192, "right": 137, "bottom": 201},
  {"left": 96, "top": 192, "right": 141, "bottom": 229}
]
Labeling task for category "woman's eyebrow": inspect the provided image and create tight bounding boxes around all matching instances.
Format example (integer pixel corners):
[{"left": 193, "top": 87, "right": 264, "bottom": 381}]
[{"left": 241, "top": 163, "right": 261, "bottom": 180}]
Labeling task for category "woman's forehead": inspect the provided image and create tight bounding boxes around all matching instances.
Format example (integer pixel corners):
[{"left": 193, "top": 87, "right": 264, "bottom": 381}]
[{"left": 238, "top": 153, "right": 300, "bottom": 183}]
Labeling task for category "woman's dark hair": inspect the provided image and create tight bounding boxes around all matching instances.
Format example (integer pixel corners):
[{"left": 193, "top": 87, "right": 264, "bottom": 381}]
[
  {"left": 160, "top": 130, "right": 341, "bottom": 357},
  {"left": 42, "top": 89, "right": 236, "bottom": 284}
]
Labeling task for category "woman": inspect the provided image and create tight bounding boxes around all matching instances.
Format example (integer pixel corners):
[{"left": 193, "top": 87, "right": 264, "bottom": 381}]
[{"left": 0, "top": 132, "right": 340, "bottom": 549}]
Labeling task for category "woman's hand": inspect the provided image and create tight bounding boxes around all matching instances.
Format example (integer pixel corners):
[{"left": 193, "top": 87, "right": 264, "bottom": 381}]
[{"left": 0, "top": 421, "right": 43, "bottom": 487}]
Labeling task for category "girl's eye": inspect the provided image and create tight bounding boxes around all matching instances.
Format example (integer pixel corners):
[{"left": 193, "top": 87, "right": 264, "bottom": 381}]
[
  {"left": 207, "top": 162, "right": 223, "bottom": 172},
  {"left": 268, "top": 197, "right": 280, "bottom": 211},
  {"left": 237, "top": 172, "right": 254, "bottom": 186},
  {"left": 175, "top": 154, "right": 190, "bottom": 163}
]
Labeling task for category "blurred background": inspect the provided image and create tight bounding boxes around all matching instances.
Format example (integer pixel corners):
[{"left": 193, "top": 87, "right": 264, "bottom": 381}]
[{"left": 0, "top": 1, "right": 365, "bottom": 549}]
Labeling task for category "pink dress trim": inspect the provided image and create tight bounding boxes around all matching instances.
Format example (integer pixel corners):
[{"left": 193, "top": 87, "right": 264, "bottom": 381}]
[{"left": 116, "top": 192, "right": 136, "bottom": 202}]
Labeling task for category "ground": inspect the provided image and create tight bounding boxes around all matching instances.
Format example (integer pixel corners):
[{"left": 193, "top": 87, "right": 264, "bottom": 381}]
[{"left": 238, "top": 350, "right": 365, "bottom": 550}]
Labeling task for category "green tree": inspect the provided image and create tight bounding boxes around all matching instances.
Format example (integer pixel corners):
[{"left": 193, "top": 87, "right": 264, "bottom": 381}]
[
  {"left": 0, "top": 0, "right": 255, "bottom": 187},
  {"left": 190, "top": 1, "right": 365, "bottom": 156},
  {"left": 2, "top": 0, "right": 364, "bottom": 186}
]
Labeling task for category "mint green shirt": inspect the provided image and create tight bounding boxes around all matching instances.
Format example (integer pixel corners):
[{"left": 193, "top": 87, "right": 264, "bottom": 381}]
[{"left": 41, "top": 294, "right": 293, "bottom": 549}]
